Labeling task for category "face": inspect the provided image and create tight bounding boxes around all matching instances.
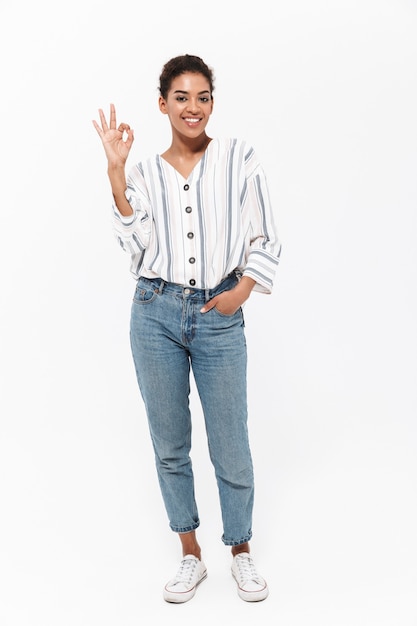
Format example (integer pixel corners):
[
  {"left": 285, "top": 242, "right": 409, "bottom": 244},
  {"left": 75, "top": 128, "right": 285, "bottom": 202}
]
[{"left": 159, "top": 72, "right": 214, "bottom": 138}]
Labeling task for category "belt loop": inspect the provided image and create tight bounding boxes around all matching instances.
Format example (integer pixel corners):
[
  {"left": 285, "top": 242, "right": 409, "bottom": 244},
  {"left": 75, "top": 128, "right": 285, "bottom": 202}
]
[
  {"left": 159, "top": 279, "right": 165, "bottom": 294},
  {"left": 205, "top": 288, "right": 210, "bottom": 302}
]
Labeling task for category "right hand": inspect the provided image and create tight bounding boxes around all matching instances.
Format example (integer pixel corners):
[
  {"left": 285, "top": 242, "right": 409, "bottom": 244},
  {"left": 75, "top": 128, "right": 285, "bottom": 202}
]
[{"left": 92, "top": 103, "right": 134, "bottom": 166}]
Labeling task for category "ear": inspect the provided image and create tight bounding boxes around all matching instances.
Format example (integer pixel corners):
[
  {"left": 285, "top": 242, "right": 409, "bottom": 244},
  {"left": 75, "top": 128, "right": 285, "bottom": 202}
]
[{"left": 159, "top": 96, "right": 168, "bottom": 114}]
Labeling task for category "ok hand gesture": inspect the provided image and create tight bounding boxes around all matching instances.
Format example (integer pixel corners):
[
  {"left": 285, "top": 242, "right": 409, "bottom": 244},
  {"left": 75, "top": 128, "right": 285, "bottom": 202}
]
[{"left": 92, "top": 103, "right": 134, "bottom": 167}]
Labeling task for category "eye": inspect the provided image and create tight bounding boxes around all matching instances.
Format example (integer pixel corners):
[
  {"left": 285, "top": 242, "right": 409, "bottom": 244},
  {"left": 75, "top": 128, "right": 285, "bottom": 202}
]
[
  {"left": 176, "top": 96, "right": 187, "bottom": 102},
  {"left": 199, "top": 97, "right": 210, "bottom": 103}
]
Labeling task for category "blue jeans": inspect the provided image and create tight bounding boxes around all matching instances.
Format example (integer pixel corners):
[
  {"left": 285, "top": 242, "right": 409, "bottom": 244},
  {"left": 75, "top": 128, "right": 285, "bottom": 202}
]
[{"left": 129, "top": 272, "right": 254, "bottom": 546}]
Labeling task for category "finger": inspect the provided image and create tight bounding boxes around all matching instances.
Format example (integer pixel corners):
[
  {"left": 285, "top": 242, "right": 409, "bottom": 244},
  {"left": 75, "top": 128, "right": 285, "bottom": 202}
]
[
  {"left": 109, "top": 103, "right": 117, "bottom": 129},
  {"left": 92, "top": 119, "right": 103, "bottom": 136},
  {"left": 98, "top": 108, "right": 109, "bottom": 132},
  {"left": 200, "top": 297, "right": 217, "bottom": 313},
  {"left": 124, "top": 128, "right": 135, "bottom": 149}
]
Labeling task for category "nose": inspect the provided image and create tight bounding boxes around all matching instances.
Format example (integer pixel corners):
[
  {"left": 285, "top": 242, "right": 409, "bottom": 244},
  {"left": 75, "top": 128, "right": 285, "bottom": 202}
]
[{"left": 186, "top": 98, "right": 201, "bottom": 113}]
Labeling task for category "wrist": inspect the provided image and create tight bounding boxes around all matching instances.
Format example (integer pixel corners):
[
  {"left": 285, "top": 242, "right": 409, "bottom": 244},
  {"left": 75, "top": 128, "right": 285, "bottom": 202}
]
[
  {"left": 107, "top": 158, "right": 126, "bottom": 169},
  {"left": 107, "top": 162, "right": 126, "bottom": 178},
  {"left": 235, "top": 276, "right": 256, "bottom": 297}
]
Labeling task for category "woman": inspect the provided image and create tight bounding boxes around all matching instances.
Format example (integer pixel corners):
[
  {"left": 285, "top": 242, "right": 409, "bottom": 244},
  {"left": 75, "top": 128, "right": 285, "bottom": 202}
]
[{"left": 93, "top": 54, "right": 281, "bottom": 603}]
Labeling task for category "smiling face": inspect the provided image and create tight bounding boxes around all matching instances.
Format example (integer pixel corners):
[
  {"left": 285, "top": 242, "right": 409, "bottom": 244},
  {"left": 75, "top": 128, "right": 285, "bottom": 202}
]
[{"left": 159, "top": 72, "right": 214, "bottom": 140}]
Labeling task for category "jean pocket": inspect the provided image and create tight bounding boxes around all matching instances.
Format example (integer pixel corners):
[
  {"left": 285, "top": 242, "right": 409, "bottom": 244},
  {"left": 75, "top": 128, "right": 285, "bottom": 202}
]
[
  {"left": 213, "top": 305, "right": 242, "bottom": 319},
  {"left": 133, "top": 281, "right": 159, "bottom": 304}
]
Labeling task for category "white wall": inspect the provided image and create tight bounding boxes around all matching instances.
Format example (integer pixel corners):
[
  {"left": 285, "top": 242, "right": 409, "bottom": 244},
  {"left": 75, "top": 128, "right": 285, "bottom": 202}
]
[{"left": 1, "top": 1, "right": 416, "bottom": 625}]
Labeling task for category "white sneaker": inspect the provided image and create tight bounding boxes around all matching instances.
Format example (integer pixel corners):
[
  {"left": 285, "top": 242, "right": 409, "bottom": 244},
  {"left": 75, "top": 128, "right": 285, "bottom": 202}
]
[
  {"left": 231, "top": 552, "right": 269, "bottom": 602},
  {"left": 163, "top": 554, "right": 207, "bottom": 603}
]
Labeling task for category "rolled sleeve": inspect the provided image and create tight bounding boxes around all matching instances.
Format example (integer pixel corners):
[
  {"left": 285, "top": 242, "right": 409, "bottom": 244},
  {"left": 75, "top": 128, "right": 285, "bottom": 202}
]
[
  {"left": 111, "top": 167, "right": 151, "bottom": 255},
  {"left": 242, "top": 165, "right": 282, "bottom": 293}
]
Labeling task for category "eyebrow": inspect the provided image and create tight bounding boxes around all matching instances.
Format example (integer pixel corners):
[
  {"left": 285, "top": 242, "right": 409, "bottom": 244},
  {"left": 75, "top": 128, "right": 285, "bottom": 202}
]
[{"left": 173, "top": 90, "right": 211, "bottom": 95}]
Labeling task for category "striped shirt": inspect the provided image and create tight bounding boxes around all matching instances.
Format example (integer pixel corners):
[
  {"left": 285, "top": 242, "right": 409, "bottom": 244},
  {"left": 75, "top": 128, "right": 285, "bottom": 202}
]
[{"left": 112, "top": 138, "right": 281, "bottom": 293}]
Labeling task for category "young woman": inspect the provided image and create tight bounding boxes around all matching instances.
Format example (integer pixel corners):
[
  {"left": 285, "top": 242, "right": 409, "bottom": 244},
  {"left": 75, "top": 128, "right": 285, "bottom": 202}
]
[{"left": 93, "top": 54, "right": 281, "bottom": 603}]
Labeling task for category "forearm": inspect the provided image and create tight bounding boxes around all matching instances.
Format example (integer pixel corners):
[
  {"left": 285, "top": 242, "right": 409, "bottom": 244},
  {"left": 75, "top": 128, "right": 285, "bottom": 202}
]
[
  {"left": 233, "top": 276, "right": 256, "bottom": 305},
  {"left": 107, "top": 163, "right": 133, "bottom": 217}
]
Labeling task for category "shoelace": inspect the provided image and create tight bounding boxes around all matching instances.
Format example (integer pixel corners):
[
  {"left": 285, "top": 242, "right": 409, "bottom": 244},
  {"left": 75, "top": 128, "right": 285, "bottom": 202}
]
[
  {"left": 235, "top": 554, "right": 262, "bottom": 583},
  {"left": 172, "top": 557, "right": 197, "bottom": 585}
]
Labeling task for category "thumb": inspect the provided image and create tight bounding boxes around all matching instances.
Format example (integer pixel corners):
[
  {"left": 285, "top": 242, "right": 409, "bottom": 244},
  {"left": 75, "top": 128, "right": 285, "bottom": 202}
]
[{"left": 126, "top": 128, "right": 134, "bottom": 148}]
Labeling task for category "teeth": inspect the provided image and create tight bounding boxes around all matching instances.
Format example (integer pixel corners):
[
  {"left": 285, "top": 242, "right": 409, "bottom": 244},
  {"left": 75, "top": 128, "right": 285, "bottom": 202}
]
[{"left": 185, "top": 118, "right": 200, "bottom": 122}]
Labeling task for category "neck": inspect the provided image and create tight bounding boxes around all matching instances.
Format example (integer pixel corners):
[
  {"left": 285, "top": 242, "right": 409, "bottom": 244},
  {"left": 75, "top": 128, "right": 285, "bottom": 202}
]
[{"left": 168, "top": 132, "right": 211, "bottom": 157}]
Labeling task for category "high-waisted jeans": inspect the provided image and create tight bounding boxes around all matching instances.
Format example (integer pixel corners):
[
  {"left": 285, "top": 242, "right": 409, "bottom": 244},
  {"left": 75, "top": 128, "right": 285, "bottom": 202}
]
[{"left": 129, "top": 272, "right": 254, "bottom": 546}]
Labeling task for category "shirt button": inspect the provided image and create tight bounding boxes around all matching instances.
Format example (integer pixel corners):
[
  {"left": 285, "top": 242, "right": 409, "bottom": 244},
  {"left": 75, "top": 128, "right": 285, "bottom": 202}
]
[
  {"left": 187, "top": 232, "right": 194, "bottom": 239},
  {"left": 189, "top": 279, "right": 196, "bottom": 286},
  {"left": 184, "top": 184, "right": 189, "bottom": 191},
  {"left": 185, "top": 206, "right": 192, "bottom": 213},
  {"left": 189, "top": 257, "right": 196, "bottom": 264}
]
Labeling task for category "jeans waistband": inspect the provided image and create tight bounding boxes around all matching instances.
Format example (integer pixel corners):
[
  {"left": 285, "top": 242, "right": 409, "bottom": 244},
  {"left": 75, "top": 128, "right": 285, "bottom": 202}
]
[{"left": 138, "top": 271, "right": 240, "bottom": 302}]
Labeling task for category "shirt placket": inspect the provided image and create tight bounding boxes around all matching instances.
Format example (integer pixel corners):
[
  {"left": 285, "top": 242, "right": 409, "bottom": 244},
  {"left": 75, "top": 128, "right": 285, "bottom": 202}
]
[{"left": 182, "top": 182, "right": 197, "bottom": 287}]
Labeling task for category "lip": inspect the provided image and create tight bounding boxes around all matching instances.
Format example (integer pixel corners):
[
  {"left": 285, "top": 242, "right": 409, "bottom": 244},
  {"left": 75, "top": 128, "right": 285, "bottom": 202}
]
[{"left": 183, "top": 117, "right": 202, "bottom": 126}]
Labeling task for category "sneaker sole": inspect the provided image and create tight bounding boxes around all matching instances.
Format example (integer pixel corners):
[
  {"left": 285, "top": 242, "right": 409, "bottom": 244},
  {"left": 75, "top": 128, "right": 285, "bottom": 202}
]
[{"left": 232, "top": 571, "right": 269, "bottom": 602}]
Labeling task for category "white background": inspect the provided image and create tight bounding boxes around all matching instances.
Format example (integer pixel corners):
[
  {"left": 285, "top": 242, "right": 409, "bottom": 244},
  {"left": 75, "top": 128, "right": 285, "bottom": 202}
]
[{"left": 1, "top": 1, "right": 416, "bottom": 624}]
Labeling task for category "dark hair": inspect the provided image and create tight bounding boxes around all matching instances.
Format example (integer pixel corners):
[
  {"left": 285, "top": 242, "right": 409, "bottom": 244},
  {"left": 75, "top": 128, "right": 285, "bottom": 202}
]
[{"left": 159, "top": 54, "right": 215, "bottom": 99}]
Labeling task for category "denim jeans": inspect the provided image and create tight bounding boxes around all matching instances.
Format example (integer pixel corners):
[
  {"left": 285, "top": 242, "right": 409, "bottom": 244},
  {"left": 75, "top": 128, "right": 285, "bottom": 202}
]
[{"left": 129, "top": 272, "right": 254, "bottom": 546}]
